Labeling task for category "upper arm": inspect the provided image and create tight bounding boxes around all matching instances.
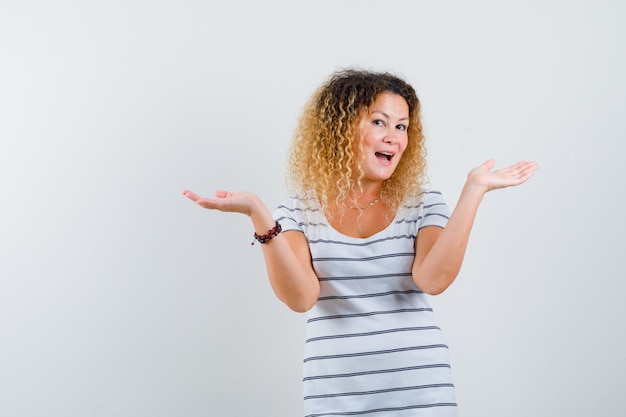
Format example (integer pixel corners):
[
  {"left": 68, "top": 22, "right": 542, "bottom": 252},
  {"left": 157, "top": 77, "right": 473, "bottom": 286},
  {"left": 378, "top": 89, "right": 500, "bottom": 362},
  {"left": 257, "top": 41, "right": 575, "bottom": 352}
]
[
  {"left": 413, "top": 226, "right": 444, "bottom": 270},
  {"left": 282, "top": 230, "right": 318, "bottom": 280}
]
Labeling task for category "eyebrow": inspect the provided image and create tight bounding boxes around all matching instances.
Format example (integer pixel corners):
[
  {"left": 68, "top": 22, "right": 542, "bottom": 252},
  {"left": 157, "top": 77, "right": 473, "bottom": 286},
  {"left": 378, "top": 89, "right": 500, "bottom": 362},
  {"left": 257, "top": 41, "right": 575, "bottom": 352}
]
[{"left": 371, "top": 110, "right": 409, "bottom": 122}]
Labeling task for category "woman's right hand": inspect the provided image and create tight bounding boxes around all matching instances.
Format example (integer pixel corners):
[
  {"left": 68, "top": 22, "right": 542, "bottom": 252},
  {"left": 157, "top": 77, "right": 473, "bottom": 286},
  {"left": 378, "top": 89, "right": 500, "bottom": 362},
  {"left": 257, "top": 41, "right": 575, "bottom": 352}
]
[
  {"left": 183, "top": 188, "right": 320, "bottom": 311},
  {"left": 182, "top": 189, "right": 262, "bottom": 216}
]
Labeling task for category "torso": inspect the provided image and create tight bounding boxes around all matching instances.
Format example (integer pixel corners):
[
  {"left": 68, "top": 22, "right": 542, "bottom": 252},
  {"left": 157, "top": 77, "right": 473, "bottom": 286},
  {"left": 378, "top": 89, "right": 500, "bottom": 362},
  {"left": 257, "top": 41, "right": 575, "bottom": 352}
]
[{"left": 272, "top": 192, "right": 458, "bottom": 416}]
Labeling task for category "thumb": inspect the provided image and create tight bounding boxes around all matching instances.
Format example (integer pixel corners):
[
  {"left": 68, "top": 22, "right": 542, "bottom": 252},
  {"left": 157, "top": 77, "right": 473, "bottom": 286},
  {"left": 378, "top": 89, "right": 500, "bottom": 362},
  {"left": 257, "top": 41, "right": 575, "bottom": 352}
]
[
  {"left": 214, "top": 190, "right": 230, "bottom": 198},
  {"left": 481, "top": 159, "right": 496, "bottom": 171}
]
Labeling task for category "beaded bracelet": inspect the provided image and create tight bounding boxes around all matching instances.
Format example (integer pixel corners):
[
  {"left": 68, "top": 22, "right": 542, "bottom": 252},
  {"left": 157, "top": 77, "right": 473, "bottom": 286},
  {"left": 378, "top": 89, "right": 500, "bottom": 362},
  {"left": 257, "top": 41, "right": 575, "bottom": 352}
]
[{"left": 252, "top": 221, "right": 282, "bottom": 245}]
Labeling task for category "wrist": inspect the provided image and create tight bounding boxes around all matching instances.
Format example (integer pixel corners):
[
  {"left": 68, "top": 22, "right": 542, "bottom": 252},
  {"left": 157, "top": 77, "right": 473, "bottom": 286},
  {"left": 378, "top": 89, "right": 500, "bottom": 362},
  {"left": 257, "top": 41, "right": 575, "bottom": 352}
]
[
  {"left": 462, "top": 177, "right": 488, "bottom": 198},
  {"left": 252, "top": 221, "right": 282, "bottom": 245},
  {"left": 247, "top": 198, "right": 276, "bottom": 230}
]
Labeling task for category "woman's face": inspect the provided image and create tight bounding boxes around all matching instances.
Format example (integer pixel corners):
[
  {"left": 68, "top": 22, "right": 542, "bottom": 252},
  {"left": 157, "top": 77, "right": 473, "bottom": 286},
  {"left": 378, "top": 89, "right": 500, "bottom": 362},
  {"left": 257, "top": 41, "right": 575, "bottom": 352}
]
[{"left": 353, "top": 92, "right": 409, "bottom": 184}]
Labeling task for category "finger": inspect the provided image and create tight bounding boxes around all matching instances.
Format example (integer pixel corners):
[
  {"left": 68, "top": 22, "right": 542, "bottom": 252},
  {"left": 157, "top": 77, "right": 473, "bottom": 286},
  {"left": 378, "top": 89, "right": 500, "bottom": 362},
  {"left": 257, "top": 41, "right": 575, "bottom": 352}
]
[
  {"left": 511, "top": 162, "right": 537, "bottom": 178},
  {"left": 195, "top": 197, "right": 220, "bottom": 209},
  {"left": 518, "top": 163, "right": 539, "bottom": 182},
  {"left": 513, "top": 160, "right": 538, "bottom": 172},
  {"left": 499, "top": 161, "right": 536, "bottom": 177},
  {"left": 506, "top": 162, "right": 538, "bottom": 185},
  {"left": 526, "top": 161, "right": 539, "bottom": 171},
  {"left": 214, "top": 190, "right": 231, "bottom": 199},
  {"left": 182, "top": 190, "right": 202, "bottom": 202}
]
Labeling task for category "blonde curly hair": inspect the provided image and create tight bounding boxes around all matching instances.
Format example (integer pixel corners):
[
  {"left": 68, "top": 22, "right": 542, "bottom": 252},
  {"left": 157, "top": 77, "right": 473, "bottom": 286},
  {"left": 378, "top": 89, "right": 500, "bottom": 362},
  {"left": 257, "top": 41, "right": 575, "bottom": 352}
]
[{"left": 287, "top": 69, "right": 427, "bottom": 211}]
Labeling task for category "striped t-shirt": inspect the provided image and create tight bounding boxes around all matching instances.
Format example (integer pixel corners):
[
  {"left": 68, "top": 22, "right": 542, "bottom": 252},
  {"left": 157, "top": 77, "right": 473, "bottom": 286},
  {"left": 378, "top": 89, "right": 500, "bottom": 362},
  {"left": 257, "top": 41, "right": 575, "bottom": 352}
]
[{"left": 274, "top": 191, "right": 458, "bottom": 417}]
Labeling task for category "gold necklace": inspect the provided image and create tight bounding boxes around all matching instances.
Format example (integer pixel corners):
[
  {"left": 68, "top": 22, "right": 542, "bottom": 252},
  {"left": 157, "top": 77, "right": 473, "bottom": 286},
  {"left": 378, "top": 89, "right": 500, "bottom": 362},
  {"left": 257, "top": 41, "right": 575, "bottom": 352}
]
[{"left": 347, "top": 195, "right": 381, "bottom": 210}]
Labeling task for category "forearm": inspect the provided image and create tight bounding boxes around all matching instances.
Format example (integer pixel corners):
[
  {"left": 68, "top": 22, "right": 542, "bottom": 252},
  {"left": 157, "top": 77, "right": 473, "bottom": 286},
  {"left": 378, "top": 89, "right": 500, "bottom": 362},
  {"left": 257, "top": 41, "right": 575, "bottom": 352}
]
[
  {"left": 249, "top": 202, "right": 320, "bottom": 312},
  {"left": 413, "top": 181, "right": 486, "bottom": 294}
]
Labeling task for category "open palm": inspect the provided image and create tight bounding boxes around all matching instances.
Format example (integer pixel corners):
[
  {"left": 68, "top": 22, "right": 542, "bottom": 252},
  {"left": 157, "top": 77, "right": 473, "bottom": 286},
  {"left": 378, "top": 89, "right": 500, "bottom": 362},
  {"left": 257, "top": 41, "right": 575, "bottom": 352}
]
[
  {"left": 182, "top": 189, "right": 261, "bottom": 215},
  {"left": 469, "top": 159, "right": 538, "bottom": 192}
]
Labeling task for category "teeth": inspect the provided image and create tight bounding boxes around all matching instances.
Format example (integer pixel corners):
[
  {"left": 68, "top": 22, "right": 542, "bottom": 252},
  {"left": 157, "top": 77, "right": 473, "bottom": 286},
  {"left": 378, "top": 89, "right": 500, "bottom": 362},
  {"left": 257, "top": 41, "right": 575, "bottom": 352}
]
[{"left": 376, "top": 152, "right": 393, "bottom": 161}]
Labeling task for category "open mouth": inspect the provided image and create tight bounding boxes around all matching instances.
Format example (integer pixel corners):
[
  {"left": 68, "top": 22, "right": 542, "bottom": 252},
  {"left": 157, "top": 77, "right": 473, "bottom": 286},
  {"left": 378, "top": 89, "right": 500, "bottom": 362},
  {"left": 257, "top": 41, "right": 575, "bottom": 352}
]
[{"left": 375, "top": 151, "right": 394, "bottom": 162}]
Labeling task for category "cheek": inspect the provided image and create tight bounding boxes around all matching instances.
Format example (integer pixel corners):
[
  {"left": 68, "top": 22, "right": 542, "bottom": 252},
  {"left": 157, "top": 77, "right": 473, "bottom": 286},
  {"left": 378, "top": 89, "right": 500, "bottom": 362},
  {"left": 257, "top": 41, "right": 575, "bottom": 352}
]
[{"left": 399, "top": 136, "right": 409, "bottom": 154}]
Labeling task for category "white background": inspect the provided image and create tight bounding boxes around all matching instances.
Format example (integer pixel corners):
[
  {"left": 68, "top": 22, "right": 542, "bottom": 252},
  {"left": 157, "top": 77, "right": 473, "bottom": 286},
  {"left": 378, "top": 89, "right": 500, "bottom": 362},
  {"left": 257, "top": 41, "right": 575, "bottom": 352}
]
[{"left": 1, "top": 1, "right": 625, "bottom": 416}]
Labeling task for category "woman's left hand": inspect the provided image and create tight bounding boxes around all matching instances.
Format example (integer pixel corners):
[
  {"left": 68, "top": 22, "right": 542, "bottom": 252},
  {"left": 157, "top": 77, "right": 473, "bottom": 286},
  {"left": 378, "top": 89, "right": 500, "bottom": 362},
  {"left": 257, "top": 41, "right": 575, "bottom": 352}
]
[{"left": 468, "top": 159, "right": 538, "bottom": 192}]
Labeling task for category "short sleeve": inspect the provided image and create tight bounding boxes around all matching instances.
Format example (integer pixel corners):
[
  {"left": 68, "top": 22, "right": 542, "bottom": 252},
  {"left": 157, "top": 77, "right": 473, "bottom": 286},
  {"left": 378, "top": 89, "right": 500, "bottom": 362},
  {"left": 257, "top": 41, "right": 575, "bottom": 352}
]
[
  {"left": 272, "top": 197, "right": 305, "bottom": 233},
  {"left": 419, "top": 191, "right": 450, "bottom": 230}
]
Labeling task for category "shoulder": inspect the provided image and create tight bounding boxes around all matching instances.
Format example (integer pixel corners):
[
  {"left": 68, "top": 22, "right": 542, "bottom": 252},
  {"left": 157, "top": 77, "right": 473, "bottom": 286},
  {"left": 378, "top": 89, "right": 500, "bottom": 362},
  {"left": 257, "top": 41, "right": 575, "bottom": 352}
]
[
  {"left": 273, "top": 195, "right": 324, "bottom": 232},
  {"left": 420, "top": 189, "right": 448, "bottom": 208},
  {"left": 418, "top": 190, "right": 450, "bottom": 228},
  {"left": 397, "top": 189, "right": 449, "bottom": 229},
  {"left": 275, "top": 195, "right": 320, "bottom": 215},
  {"left": 398, "top": 189, "right": 445, "bottom": 210}
]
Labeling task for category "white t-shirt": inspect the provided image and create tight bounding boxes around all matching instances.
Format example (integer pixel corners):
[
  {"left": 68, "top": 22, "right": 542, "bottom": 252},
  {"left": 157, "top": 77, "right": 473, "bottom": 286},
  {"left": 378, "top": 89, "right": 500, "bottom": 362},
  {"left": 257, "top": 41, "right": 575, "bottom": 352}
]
[{"left": 274, "top": 190, "right": 458, "bottom": 417}]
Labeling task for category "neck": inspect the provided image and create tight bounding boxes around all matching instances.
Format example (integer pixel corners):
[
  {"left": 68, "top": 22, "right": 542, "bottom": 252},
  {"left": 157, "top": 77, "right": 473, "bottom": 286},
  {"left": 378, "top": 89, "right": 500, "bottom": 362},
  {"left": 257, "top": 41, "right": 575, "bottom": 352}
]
[
  {"left": 347, "top": 184, "right": 383, "bottom": 210},
  {"left": 349, "top": 182, "right": 382, "bottom": 200}
]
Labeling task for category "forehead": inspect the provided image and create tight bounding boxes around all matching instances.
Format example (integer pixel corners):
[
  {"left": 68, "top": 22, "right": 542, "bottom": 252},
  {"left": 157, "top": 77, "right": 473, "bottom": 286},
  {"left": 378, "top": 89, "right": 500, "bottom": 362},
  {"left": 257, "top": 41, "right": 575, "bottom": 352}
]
[{"left": 368, "top": 92, "right": 409, "bottom": 115}]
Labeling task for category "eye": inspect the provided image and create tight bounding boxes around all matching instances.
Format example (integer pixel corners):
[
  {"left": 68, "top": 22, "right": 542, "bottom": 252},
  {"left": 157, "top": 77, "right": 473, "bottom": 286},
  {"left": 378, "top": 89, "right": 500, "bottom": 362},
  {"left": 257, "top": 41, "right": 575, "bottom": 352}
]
[
  {"left": 373, "top": 119, "right": 385, "bottom": 127},
  {"left": 396, "top": 124, "right": 407, "bottom": 132}
]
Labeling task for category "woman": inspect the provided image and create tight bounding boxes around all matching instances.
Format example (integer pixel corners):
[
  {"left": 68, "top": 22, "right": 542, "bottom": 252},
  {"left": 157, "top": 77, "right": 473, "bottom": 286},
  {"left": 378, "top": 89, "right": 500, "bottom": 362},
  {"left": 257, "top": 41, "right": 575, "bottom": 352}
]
[{"left": 183, "top": 69, "right": 537, "bottom": 416}]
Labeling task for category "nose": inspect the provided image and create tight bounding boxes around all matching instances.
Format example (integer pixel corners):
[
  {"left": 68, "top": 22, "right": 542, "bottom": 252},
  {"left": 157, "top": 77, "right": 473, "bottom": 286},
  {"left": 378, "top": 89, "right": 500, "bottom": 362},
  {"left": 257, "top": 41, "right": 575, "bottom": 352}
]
[{"left": 383, "top": 127, "right": 398, "bottom": 144}]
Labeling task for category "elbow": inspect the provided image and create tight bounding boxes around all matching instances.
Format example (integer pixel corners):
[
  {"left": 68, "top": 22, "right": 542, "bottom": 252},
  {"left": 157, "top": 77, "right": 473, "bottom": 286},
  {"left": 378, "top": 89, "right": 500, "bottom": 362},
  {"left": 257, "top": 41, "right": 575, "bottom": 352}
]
[
  {"left": 414, "top": 271, "right": 458, "bottom": 295},
  {"left": 289, "top": 304, "right": 313, "bottom": 313},
  {"left": 421, "top": 285, "right": 447, "bottom": 296},
  {"left": 286, "top": 298, "right": 316, "bottom": 313},
  {"left": 283, "top": 292, "right": 319, "bottom": 313}
]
